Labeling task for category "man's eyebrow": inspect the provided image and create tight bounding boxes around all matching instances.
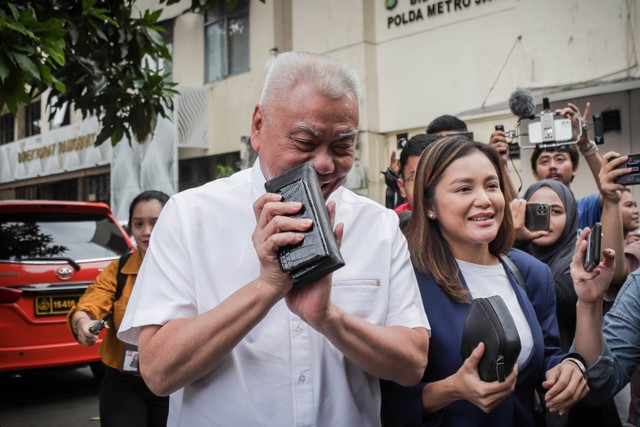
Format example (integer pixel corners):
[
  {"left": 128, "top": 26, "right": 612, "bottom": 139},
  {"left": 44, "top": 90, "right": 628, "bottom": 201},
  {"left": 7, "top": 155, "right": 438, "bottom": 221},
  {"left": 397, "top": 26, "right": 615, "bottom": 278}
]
[
  {"left": 292, "top": 123, "right": 359, "bottom": 140},
  {"left": 292, "top": 122, "right": 322, "bottom": 138},
  {"left": 337, "top": 129, "right": 359, "bottom": 140}
]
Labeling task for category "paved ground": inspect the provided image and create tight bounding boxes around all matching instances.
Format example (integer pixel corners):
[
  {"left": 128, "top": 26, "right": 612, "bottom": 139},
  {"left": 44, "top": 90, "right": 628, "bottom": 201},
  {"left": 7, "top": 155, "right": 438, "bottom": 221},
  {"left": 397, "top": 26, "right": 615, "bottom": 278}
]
[{"left": 0, "top": 366, "right": 100, "bottom": 427}]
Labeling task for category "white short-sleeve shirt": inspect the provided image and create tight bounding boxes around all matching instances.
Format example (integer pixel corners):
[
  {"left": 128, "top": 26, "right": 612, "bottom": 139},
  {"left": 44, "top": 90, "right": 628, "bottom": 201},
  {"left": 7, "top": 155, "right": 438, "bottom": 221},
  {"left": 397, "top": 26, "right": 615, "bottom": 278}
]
[{"left": 119, "top": 158, "right": 430, "bottom": 427}]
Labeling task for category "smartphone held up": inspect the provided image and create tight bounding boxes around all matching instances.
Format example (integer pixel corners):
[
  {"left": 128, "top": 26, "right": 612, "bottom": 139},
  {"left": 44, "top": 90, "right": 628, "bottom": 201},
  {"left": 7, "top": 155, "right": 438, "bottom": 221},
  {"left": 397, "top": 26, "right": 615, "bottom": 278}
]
[
  {"left": 525, "top": 203, "right": 550, "bottom": 231},
  {"left": 614, "top": 154, "right": 640, "bottom": 186},
  {"left": 583, "top": 222, "right": 602, "bottom": 273}
]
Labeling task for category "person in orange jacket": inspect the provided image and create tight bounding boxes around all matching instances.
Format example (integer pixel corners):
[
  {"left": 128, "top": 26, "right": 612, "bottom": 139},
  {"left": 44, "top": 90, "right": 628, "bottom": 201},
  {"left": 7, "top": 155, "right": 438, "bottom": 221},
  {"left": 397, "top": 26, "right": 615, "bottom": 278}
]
[{"left": 68, "top": 190, "right": 170, "bottom": 427}]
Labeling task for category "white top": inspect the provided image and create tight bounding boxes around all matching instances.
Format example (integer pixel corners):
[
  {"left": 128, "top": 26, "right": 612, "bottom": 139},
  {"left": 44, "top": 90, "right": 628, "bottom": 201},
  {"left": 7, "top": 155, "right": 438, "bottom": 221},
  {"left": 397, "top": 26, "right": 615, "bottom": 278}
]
[
  {"left": 119, "top": 158, "right": 430, "bottom": 427},
  {"left": 456, "top": 259, "right": 534, "bottom": 367}
]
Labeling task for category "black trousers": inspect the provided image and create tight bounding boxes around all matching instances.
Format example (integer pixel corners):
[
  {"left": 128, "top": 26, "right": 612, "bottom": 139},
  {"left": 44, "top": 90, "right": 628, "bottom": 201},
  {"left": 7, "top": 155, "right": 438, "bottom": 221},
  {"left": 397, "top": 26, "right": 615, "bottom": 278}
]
[{"left": 99, "top": 365, "right": 169, "bottom": 427}]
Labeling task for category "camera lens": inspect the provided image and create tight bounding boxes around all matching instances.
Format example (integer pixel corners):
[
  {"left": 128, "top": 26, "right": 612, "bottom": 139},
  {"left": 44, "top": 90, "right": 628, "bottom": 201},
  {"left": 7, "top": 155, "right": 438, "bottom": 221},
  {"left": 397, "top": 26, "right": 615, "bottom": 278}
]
[{"left": 495, "top": 125, "right": 504, "bottom": 131}]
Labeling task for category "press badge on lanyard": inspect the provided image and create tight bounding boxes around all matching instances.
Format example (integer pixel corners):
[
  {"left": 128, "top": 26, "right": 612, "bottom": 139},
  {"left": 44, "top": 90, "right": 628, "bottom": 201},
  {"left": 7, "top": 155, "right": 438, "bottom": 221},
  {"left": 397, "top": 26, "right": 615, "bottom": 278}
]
[{"left": 122, "top": 343, "right": 140, "bottom": 374}]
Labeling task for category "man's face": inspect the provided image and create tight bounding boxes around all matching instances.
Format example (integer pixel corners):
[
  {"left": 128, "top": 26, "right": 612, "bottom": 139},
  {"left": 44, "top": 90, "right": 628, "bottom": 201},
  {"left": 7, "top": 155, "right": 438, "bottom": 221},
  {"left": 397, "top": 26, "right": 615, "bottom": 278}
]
[
  {"left": 397, "top": 155, "right": 420, "bottom": 209},
  {"left": 533, "top": 151, "right": 576, "bottom": 186},
  {"left": 251, "top": 83, "right": 359, "bottom": 199}
]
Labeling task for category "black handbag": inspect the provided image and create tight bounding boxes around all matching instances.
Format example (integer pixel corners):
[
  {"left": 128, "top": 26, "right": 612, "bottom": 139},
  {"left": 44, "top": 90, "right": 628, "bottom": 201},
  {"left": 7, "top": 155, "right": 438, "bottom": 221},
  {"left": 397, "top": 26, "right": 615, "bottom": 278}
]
[
  {"left": 264, "top": 162, "right": 345, "bottom": 286},
  {"left": 460, "top": 295, "right": 521, "bottom": 382}
]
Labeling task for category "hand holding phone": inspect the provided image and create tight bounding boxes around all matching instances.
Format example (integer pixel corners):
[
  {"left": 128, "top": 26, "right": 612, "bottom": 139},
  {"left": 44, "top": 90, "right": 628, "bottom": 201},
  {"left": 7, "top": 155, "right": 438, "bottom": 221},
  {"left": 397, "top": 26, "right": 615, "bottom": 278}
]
[
  {"left": 583, "top": 222, "right": 602, "bottom": 272},
  {"left": 525, "top": 203, "right": 550, "bottom": 231},
  {"left": 614, "top": 153, "right": 640, "bottom": 185}
]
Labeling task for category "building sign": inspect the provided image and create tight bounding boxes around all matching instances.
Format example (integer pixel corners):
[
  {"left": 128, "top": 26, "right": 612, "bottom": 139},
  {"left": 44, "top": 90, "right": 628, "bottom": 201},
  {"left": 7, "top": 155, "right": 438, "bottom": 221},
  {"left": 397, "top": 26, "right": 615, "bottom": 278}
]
[
  {"left": 17, "top": 135, "right": 95, "bottom": 163},
  {"left": 0, "top": 118, "right": 112, "bottom": 184},
  {"left": 385, "top": 0, "right": 504, "bottom": 30}
]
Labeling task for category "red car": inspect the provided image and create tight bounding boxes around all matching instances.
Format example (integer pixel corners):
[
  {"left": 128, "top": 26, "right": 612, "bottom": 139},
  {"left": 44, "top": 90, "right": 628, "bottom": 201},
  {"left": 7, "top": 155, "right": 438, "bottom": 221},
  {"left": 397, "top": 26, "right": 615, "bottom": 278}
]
[{"left": 0, "top": 200, "right": 133, "bottom": 378}]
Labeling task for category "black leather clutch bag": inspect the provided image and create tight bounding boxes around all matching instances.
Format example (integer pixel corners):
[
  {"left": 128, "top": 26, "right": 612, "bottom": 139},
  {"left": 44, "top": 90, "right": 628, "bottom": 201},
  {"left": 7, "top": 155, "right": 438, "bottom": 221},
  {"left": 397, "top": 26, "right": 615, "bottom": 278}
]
[
  {"left": 264, "top": 162, "right": 345, "bottom": 286},
  {"left": 460, "top": 295, "right": 521, "bottom": 382}
]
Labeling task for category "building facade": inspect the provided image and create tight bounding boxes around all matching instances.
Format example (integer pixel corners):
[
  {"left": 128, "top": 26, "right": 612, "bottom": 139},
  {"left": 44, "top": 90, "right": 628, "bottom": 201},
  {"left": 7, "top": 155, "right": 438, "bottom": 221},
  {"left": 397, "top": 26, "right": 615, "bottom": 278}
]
[{"left": 1, "top": 0, "right": 638, "bottom": 212}]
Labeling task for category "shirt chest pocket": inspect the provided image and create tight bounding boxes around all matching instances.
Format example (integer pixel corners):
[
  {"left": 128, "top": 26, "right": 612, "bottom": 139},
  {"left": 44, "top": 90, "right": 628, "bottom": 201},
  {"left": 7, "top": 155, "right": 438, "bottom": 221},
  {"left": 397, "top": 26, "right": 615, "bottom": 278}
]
[{"left": 331, "top": 279, "right": 383, "bottom": 320}]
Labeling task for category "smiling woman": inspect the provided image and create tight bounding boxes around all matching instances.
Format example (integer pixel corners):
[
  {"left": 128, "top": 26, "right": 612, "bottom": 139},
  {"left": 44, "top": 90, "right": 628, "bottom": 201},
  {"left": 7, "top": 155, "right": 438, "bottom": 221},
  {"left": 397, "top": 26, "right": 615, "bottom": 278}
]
[{"left": 382, "top": 136, "right": 590, "bottom": 427}]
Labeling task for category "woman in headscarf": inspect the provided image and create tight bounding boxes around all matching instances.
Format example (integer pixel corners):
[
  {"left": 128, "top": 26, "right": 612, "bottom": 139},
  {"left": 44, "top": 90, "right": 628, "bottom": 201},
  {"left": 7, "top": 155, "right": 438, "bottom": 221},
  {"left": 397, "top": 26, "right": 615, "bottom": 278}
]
[{"left": 520, "top": 179, "right": 579, "bottom": 351}]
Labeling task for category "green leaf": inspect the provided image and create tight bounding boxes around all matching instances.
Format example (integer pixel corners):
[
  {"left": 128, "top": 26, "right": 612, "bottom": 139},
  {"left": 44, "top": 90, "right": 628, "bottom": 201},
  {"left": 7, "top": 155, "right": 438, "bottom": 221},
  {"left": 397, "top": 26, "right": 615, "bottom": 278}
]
[
  {"left": 13, "top": 53, "right": 40, "bottom": 80},
  {"left": 7, "top": 3, "right": 20, "bottom": 21},
  {"left": 52, "top": 78, "right": 66, "bottom": 93},
  {"left": 0, "top": 60, "right": 9, "bottom": 82}
]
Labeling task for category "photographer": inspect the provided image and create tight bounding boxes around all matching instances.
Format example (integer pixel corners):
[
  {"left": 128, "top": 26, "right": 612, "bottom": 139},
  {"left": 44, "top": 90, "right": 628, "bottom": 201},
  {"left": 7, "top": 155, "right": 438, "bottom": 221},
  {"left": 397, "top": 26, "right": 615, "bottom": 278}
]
[
  {"left": 382, "top": 115, "right": 470, "bottom": 209},
  {"left": 490, "top": 102, "right": 605, "bottom": 231},
  {"left": 393, "top": 134, "right": 439, "bottom": 216}
]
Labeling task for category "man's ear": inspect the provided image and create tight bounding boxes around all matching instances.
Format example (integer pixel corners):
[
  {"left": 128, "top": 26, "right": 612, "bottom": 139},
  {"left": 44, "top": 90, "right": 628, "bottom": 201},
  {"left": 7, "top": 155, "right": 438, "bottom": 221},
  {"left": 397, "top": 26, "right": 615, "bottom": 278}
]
[
  {"left": 397, "top": 178, "right": 407, "bottom": 199},
  {"left": 250, "top": 105, "right": 263, "bottom": 152}
]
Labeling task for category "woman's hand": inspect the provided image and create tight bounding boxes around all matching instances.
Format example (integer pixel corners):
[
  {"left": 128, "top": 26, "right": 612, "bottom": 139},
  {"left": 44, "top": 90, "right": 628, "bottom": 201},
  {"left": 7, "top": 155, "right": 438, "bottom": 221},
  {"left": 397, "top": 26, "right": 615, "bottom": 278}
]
[
  {"left": 510, "top": 198, "right": 549, "bottom": 242},
  {"left": 75, "top": 317, "right": 103, "bottom": 347},
  {"left": 598, "top": 152, "right": 629, "bottom": 202},
  {"left": 555, "top": 102, "right": 590, "bottom": 149},
  {"left": 570, "top": 228, "right": 615, "bottom": 306},
  {"left": 452, "top": 343, "right": 518, "bottom": 413},
  {"left": 542, "top": 359, "right": 589, "bottom": 415}
]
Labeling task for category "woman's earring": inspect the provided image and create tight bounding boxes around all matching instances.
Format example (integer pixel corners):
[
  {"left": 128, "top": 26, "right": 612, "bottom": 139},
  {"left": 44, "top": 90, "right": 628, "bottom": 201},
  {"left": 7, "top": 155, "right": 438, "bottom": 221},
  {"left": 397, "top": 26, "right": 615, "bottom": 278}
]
[{"left": 427, "top": 212, "right": 435, "bottom": 220}]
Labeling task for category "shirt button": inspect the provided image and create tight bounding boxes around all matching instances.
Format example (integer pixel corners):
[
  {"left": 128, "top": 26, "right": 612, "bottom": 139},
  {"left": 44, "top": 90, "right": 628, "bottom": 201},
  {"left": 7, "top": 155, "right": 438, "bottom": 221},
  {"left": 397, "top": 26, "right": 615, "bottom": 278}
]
[
  {"left": 296, "top": 323, "right": 305, "bottom": 332},
  {"left": 298, "top": 375, "right": 306, "bottom": 383}
]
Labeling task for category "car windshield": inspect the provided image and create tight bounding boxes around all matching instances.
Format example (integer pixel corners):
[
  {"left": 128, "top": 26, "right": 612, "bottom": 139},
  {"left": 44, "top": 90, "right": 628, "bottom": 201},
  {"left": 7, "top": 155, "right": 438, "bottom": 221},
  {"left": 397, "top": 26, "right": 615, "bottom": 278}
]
[{"left": 0, "top": 212, "right": 129, "bottom": 261}]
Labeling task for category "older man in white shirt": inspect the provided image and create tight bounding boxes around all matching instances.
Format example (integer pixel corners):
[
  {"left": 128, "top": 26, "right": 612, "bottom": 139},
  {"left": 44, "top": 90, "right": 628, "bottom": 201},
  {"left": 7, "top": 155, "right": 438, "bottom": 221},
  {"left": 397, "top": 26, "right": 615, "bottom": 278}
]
[{"left": 119, "top": 51, "right": 430, "bottom": 427}]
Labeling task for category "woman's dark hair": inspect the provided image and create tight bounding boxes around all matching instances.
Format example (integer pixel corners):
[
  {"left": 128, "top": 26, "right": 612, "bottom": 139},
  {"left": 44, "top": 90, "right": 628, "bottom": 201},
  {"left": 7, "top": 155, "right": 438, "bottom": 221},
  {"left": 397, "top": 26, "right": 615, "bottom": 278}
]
[
  {"left": 404, "top": 136, "right": 515, "bottom": 302},
  {"left": 128, "top": 190, "right": 170, "bottom": 228}
]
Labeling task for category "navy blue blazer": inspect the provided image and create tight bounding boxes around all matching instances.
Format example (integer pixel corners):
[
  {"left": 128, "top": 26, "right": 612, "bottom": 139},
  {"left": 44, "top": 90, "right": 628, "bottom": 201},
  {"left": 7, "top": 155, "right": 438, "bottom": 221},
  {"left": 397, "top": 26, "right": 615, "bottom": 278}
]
[{"left": 381, "top": 249, "right": 566, "bottom": 427}]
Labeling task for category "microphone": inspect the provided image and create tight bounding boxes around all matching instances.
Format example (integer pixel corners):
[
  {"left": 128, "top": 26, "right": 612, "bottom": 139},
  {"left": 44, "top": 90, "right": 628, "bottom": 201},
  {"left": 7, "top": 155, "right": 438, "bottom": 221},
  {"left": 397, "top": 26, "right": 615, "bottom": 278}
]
[{"left": 508, "top": 88, "right": 536, "bottom": 120}]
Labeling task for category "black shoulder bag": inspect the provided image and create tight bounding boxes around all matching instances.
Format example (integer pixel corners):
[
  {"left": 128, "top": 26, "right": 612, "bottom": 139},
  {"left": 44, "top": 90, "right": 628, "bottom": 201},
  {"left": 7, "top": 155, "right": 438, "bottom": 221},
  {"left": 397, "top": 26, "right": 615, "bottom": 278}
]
[{"left": 459, "top": 254, "right": 525, "bottom": 382}]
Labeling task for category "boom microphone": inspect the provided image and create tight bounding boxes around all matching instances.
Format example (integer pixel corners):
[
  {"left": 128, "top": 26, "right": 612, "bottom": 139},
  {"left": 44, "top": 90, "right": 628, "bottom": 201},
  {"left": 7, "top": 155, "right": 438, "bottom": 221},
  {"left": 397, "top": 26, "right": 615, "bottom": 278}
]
[{"left": 508, "top": 88, "right": 536, "bottom": 120}]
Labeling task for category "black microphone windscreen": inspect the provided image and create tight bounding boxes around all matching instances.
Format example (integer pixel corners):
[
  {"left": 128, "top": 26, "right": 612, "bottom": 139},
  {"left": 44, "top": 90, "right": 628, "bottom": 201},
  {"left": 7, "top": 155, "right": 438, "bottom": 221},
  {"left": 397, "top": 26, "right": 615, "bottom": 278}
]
[{"left": 508, "top": 89, "right": 536, "bottom": 119}]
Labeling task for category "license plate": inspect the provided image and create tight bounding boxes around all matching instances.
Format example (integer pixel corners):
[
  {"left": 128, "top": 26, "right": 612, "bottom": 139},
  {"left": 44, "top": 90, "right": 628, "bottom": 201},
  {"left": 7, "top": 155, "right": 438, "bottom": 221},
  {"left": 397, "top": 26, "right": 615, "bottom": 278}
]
[{"left": 35, "top": 294, "right": 82, "bottom": 316}]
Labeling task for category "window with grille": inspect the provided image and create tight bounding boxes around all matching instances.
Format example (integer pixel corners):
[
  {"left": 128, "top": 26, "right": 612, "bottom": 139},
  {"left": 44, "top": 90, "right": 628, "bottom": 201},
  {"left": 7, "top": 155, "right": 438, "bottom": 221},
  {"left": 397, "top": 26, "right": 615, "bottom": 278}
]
[
  {"left": 25, "top": 101, "right": 41, "bottom": 137},
  {"left": 0, "top": 113, "right": 14, "bottom": 145}
]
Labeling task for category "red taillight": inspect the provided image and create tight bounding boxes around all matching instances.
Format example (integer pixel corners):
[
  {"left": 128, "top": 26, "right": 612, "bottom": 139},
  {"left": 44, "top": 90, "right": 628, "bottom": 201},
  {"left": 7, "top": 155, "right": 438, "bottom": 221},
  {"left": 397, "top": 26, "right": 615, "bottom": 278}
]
[{"left": 0, "top": 287, "right": 22, "bottom": 303}]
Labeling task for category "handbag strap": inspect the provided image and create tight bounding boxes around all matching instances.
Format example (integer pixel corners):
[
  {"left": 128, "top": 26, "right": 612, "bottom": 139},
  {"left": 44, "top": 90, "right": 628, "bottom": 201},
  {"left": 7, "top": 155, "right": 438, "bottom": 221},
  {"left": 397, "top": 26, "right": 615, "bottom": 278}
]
[
  {"left": 499, "top": 254, "right": 526, "bottom": 291},
  {"left": 113, "top": 252, "right": 132, "bottom": 303}
]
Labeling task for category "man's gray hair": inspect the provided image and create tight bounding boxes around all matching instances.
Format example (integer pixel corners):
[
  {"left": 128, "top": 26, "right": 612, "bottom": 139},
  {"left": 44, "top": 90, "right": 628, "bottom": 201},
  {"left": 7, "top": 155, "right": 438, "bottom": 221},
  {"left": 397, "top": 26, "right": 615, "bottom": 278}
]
[{"left": 259, "top": 51, "right": 361, "bottom": 116}]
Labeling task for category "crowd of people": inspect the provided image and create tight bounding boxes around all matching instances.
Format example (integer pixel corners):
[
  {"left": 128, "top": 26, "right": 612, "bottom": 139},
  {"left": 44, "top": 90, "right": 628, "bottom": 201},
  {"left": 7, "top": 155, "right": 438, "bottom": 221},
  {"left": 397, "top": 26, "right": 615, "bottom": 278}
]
[{"left": 67, "top": 51, "right": 640, "bottom": 427}]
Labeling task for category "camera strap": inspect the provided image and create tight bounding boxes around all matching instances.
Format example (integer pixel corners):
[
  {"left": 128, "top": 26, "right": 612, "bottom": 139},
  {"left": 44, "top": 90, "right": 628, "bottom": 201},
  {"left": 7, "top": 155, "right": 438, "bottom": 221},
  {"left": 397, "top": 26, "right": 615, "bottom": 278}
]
[
  {"left": 112, "top": 252, "right": 140, "bottom": 374},
  {"left": 113, "top": 252, "right": 133, "bottom": 303}
]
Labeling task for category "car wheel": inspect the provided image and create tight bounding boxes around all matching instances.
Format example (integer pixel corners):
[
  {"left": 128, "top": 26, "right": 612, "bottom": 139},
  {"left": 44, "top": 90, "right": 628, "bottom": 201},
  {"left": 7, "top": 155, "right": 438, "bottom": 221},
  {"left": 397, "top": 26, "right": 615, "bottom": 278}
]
[{"left": 89, "top": 362, "right": 105, "bottom": 383}]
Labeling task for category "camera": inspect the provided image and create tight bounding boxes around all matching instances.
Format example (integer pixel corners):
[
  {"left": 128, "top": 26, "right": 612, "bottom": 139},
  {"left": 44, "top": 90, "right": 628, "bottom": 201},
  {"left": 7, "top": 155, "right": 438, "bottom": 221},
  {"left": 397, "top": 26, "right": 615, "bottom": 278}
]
[
  {"left": 494, "top": 124, "right": 518, "bottom": 146},
  {"left": 519, "top": 98, "right": 582, "bottom": 148}
]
